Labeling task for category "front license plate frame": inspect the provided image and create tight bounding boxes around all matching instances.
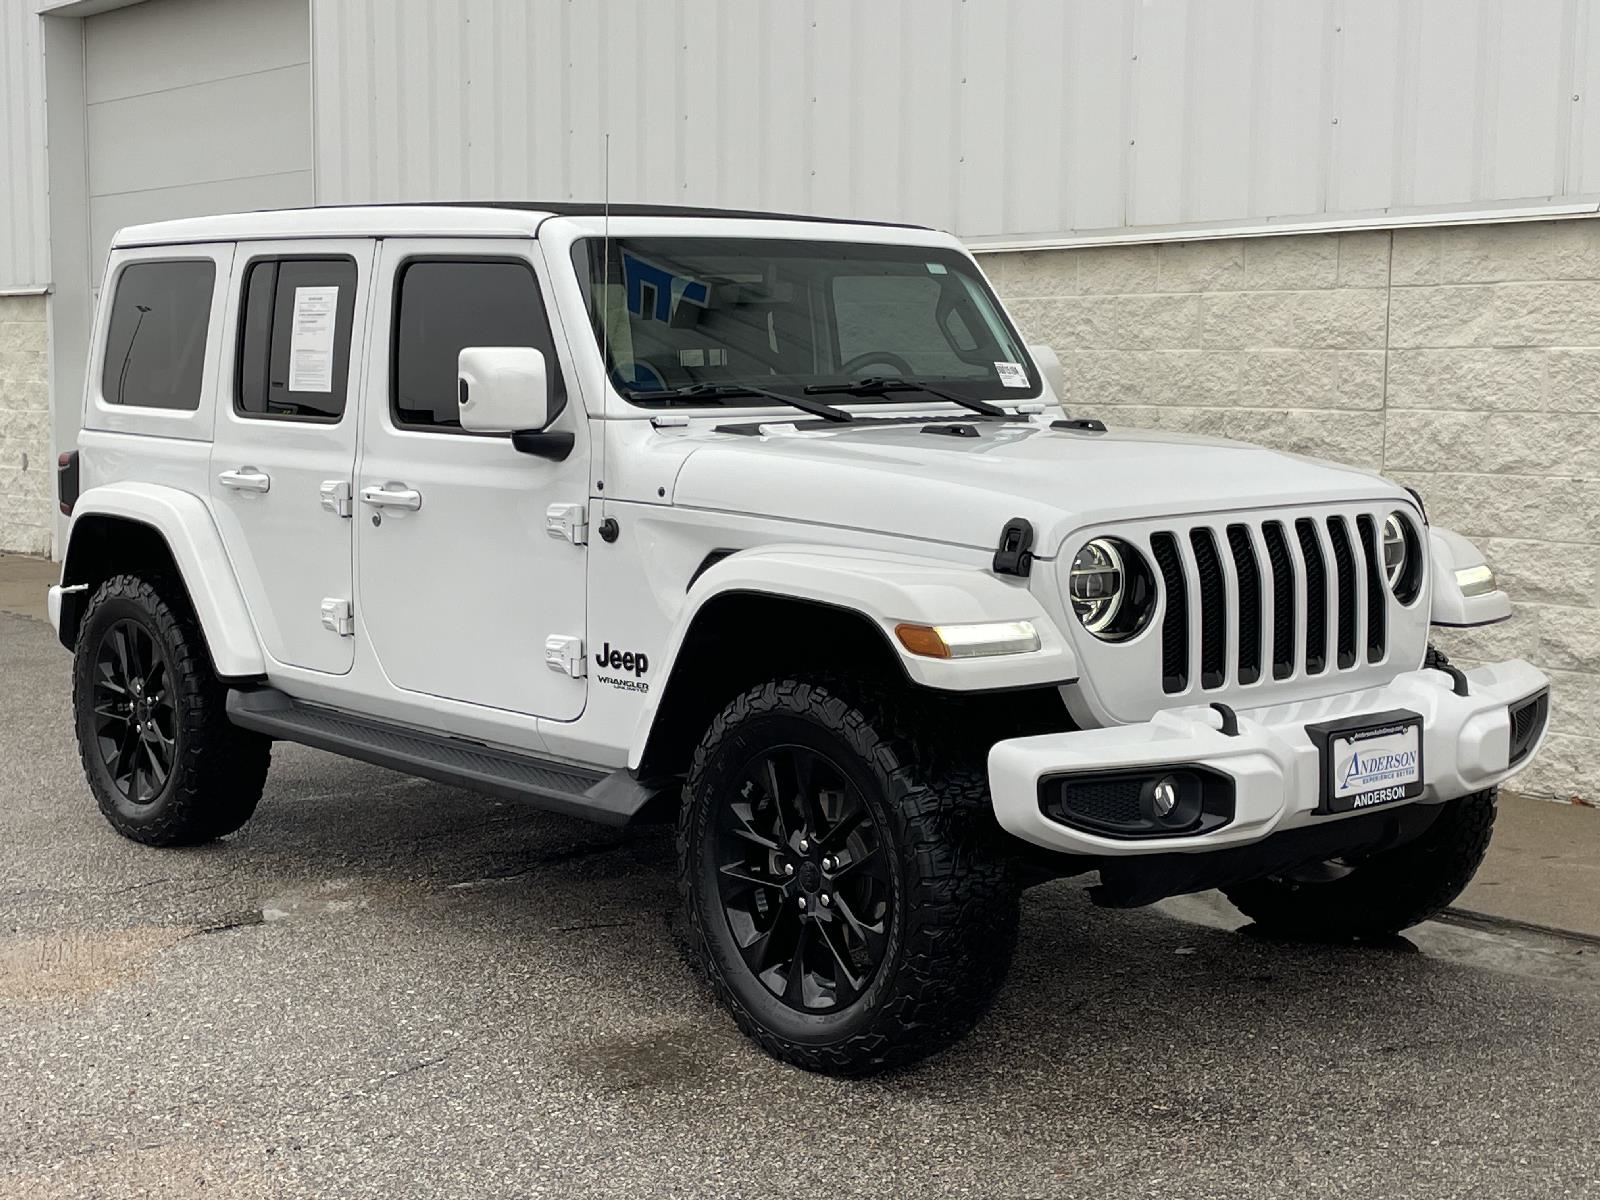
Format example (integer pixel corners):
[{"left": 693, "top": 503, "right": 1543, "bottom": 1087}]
[{"left": 1305, "top": 708, "right": 1425, "bottom": 815}]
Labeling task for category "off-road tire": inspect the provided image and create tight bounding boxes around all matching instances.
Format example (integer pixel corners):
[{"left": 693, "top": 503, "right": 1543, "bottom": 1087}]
[
  {"left": 678, "top": 677, "right": 1019, "bottom": 1076},
  {"left": 72, "top": 573, "right": 271, "bottom": 846},
  {"left": 1222, "top": 789, "right": 1497, "bottom": 941}
]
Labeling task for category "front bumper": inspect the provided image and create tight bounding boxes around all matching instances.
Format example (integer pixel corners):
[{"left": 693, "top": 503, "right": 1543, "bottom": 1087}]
[{"left": 988, "top": 659, "right": 1550, "bottom": 856}]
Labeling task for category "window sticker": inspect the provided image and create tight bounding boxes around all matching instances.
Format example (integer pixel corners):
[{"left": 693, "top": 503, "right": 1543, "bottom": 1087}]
[
  {"left": 288, "top": 286, "right": 340, "bottom": 393},
  {"left": 994, "top": 360, "right": 1030, "bottom": 388},
  {"left": 926, "top": 262, "right": 948, "bottom": 274}
]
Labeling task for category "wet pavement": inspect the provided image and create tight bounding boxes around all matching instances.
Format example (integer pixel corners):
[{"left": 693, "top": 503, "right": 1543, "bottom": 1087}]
[{"left": 3, "top": 608, "right": 1599, "bottom": 1198}]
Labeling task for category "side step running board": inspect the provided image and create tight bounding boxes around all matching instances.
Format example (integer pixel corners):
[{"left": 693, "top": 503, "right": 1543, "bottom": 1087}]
[{"left": 226, "top": 688, "right": 661, "bottom": 826}]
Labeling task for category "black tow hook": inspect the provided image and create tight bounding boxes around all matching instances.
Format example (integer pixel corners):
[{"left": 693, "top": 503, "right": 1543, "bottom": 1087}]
[{"left": 1210, "top": 702, "right": 1241, "bottom": 737}]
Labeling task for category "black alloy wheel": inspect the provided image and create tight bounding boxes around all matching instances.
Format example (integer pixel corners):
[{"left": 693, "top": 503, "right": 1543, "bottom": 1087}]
[
  {"left": 714, "top": 744, "right": 893, "bottom": 1013},
  {"left": 72, "top": 572, "right": 271, "bottom": 846},
  {"left": 680, "top": 677, "right": 1021, "bottom": 1075},
  {"left": 91, "top": 619, "right": 178, "bottom": 806}
]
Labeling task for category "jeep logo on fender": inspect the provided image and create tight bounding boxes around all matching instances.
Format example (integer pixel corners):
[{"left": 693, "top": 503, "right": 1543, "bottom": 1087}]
[{"left": 594, "top": 642, "right": 649, "bottom": 677}]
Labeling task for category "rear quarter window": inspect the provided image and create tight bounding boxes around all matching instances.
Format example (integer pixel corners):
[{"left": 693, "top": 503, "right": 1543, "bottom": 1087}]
[{"left": 101, "top": 260, "right": 216, "bottom": 411}]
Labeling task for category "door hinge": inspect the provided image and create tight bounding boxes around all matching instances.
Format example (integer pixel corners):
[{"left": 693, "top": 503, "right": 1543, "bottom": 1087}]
[
  {"left": 320, "top": 480, "right": 353, "bottom": 518},
  {"left": 320, "top": 598, "right": 355, "bottom": 637},
  {"left": 544, "top": 634, "right": 586, "bottom": 677},
  {"left": 545, "top": 502, "right": 588, "bottom": 545}
]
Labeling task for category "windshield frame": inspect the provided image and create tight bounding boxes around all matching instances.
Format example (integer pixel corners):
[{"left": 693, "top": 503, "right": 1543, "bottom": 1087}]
[{"left": 568, "top": 234, "right": 1043, "bottom": 413}]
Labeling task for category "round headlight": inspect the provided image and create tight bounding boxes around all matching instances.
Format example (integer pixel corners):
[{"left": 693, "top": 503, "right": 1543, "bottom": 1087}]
[
  {"left": 1382, "top": 513, "right": 1408, "bottom": 588},
  {"left": 1383, "top": 511, "right": 1425, "bottom": 604},
  {"left": 1069, "top": 537, "right": 1157, "bottom": 641}
]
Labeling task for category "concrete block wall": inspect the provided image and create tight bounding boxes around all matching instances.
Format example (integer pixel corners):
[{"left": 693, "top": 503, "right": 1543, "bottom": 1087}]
[
  {"left": 0, "top": 294, "right": 52, "bottom": 557},
  {"left": 983, "top": 218, "right": 1600, "bottom": 804}
]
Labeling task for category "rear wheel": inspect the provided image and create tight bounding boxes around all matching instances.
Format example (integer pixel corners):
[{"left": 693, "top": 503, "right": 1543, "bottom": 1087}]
[
  {"left": 1222, "top": 789, "right": 1497, "bottom": 941},
  {"left": 678, "top": 677, "right": 1019, "bottom": 1076},
  {"left": 72, "top": 573, "right": 271, "bottom": 846}
]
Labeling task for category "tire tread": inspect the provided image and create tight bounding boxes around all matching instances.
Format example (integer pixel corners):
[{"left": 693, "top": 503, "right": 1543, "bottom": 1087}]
[
  {"left": 72, "top": 573, "right": 270, "bottom": 846},
  {"left": 678, "top": 676, "right": 1018, "bottom": 1076}
]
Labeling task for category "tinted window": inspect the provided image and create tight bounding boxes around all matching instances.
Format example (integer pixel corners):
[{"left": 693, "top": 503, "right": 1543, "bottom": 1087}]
[
  {"left": 237, "top": 258, "right": 359, "bottom": 420},
  {"left": 392, "top": 259, "right": 558, "bottom": 429},
  {"left": 571, "top": 237, "right": 1038, "bottom": 405},
  {"left": 101, "top": 260, "right": 216, "bottom": 410},
  {"left": 833, "top": 274, "right": 983, "bottom": 376}
]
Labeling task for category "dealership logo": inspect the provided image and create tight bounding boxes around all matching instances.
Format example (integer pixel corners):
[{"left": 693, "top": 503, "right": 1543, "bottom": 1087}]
[{"left": 1341, "top": 747, "right": 1418, "bottom": 790}]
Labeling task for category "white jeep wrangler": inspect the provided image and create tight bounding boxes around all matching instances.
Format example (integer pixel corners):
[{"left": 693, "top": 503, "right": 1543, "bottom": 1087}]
[{"left": 52, "top": 203, "right": 1550, "bottom": 1076}]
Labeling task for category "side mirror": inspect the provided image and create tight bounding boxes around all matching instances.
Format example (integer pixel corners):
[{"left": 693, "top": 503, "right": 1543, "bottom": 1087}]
[
  {"left": 1028, "top": 343, "right": 1064, "bottom": 404},
  {"left": 458, "top": 346, "right": 550, "bottom": 434}
]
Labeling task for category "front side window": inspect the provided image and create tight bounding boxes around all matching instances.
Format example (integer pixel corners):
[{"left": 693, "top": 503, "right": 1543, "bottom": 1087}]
[
  {"left": 573, "top": 238, "right": 1038, "bottom": 405},
  {"left": 236, "top": 257, "right": 359, "bottom": 420},
  {"left": 102, "top": 260, "right": 216, "bottom": 410},
  {"left": 392, "top": 259, "right": 560, "bottom": 430}
]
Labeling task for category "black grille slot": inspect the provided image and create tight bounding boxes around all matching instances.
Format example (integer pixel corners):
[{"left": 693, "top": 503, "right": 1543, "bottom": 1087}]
[
  {"left": 1327, "top": 516, "right": 1359, "bottom": 670},
  {"left": 1263, "top": 521, "right": 1295, "bottom": 680},
  {"left": 1151, "top": 532, "right": 1188, "bottom": 694},
  {"left": 1190, "top": 528, "right": 1227, "bottom": 690},
  {"left": 1508, "top": 691, "right": 1549, "bottom": 765},
  {"left": 1055, "top": 777, "right": 1145, "bottom": 829},
  {"left": 1357, "top": 514, "right": 1386, "bottom": 662},
  {"left": 1226, "top": 524, "right": 1262, "bottom": 686},
  {"left": 1296, "top": 518, "right": 1328, "bottom": 675}
]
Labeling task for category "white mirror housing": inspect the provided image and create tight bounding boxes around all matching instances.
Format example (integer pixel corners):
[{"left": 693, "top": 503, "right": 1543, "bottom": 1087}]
[
  {"left": 1428, "top": 526, "right": 1512, "bottom": 627},
  {"left": 1028, "top": 343, "right": 1065, "bottom": 405},
  {"left": 458, "top": 346, "right": 550, "bottom": 434}
]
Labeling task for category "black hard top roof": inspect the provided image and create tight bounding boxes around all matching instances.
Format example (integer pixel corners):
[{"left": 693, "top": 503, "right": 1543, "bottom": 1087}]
[{"left": 319, "top": 200, "right": 929, "bottom": 230}]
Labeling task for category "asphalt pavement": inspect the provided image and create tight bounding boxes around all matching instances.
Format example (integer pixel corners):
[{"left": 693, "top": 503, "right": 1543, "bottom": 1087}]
[{"left": 3, "top": 602, "right": 1599, "bottom": 1198}]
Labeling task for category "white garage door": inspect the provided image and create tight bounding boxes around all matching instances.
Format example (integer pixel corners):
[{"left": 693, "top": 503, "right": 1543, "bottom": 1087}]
[{"left": 85, "top": 0, "right": 312, "bottom": 279}]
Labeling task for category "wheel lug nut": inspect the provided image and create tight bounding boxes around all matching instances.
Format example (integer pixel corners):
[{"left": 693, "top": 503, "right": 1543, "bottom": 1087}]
[
  {"left": 783, "top": 863, "right": 795, "bottom": 876},
  {"left": 798, "top": 838, "right": 810, "bottom": 852},
  {"left": 820, "top": 893, "right": 831, "bottom": 907},
  {"left": 797, "top": 896, "right": 808, "bottom": 910},
  {"left": 821, "top": 856, "right": 835, "bottom": 871}
]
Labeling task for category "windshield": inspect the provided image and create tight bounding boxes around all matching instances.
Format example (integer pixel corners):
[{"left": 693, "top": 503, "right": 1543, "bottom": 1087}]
[{"left": 572, "top": 237, "right": 1040, "bottom": 406}]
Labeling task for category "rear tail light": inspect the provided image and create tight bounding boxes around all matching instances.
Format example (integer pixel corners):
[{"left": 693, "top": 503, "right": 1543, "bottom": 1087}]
[{"left": 58, "top": 451, "right": 79, "bottom": 517}]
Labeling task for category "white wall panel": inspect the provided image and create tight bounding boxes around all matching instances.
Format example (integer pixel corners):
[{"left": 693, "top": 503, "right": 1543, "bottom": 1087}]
[
  {"left": 0, "top": 4, "right": 48, "bottom": 290},
  {"left": 298, "top": 0, "right": 1600, "bottom": 246}
]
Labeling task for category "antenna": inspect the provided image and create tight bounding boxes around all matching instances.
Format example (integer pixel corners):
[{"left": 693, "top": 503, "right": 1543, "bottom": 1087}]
[{"left": 601, "top": 132, "right": 612, "bottom": 387}]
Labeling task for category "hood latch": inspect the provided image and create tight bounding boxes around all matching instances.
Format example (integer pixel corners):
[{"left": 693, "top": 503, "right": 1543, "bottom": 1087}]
[{"left": 993, "top": 517, "right": 1036, "bottom": 578}]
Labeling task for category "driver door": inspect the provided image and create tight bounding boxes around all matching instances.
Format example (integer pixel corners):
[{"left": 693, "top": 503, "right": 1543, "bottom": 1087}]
[{"left": 354, "top": 239, "right": 590, "bottom": 720}]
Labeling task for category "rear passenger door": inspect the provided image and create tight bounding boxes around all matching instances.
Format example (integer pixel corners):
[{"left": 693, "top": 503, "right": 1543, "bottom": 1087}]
[{"left": 211, "top": 241, "right": 375, "bottom": 675}]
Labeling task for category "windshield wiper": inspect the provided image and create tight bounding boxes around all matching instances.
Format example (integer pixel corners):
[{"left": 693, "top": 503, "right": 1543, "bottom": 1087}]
[
  {"left": 622, "top": 381, "right": 853, "bottom": 423},
  {"left": 802, "top": 376, "right": 1007, "bottom": 418}
]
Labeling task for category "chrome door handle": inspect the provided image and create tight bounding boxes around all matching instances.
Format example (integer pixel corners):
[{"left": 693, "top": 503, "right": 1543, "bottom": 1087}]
[
  {"left": 218, "top": 468, "right": 271, "bottom": 493},
  {"left": 360, "top": 483, "right": 423, "bottom": 511}
]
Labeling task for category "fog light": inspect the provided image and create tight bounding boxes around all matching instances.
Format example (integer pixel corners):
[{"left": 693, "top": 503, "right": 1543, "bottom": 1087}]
[
  {"left": 1139, "top": 772, "right": 1201, "bottom": 830},
  {"left": 1150, "top": 775, "right": 1179, "bottom": 818}
]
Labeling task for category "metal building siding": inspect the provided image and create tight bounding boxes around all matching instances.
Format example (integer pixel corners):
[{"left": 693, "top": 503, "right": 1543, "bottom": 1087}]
[
  {"left": 0, "top": 4, "right": 48, "bottom": 291},
  {"left": 83, "top": 0, "right": 315, "bottom": 279},
  {"left": 307, "top": 0, "right": 1600, "bottom": 244}
]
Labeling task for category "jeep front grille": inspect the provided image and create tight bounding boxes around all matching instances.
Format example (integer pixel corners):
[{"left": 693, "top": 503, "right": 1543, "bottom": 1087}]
[
  {"left": 1061, "top": 502, "right": 1429, "bottom": 724},
  {"left": 1155, "top": 510, "right": 1406, "bottom": 696}
]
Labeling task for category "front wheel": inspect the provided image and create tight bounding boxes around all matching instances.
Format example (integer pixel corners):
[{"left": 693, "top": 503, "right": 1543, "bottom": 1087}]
[
  {"left": 678, "top": 678, "right": 1019, "bottom": 1076},
  {"left": 1222, "top": 789, "right": 1498, "bottom": 941}
]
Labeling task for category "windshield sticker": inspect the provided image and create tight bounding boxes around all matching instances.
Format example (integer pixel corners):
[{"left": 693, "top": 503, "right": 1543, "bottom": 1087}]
[
  {"left": 994, "top": 361, "right": 1030, "bottom": 388},
  {"left": 926, "top": 262, "right": 948, "bottom": 274}
]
